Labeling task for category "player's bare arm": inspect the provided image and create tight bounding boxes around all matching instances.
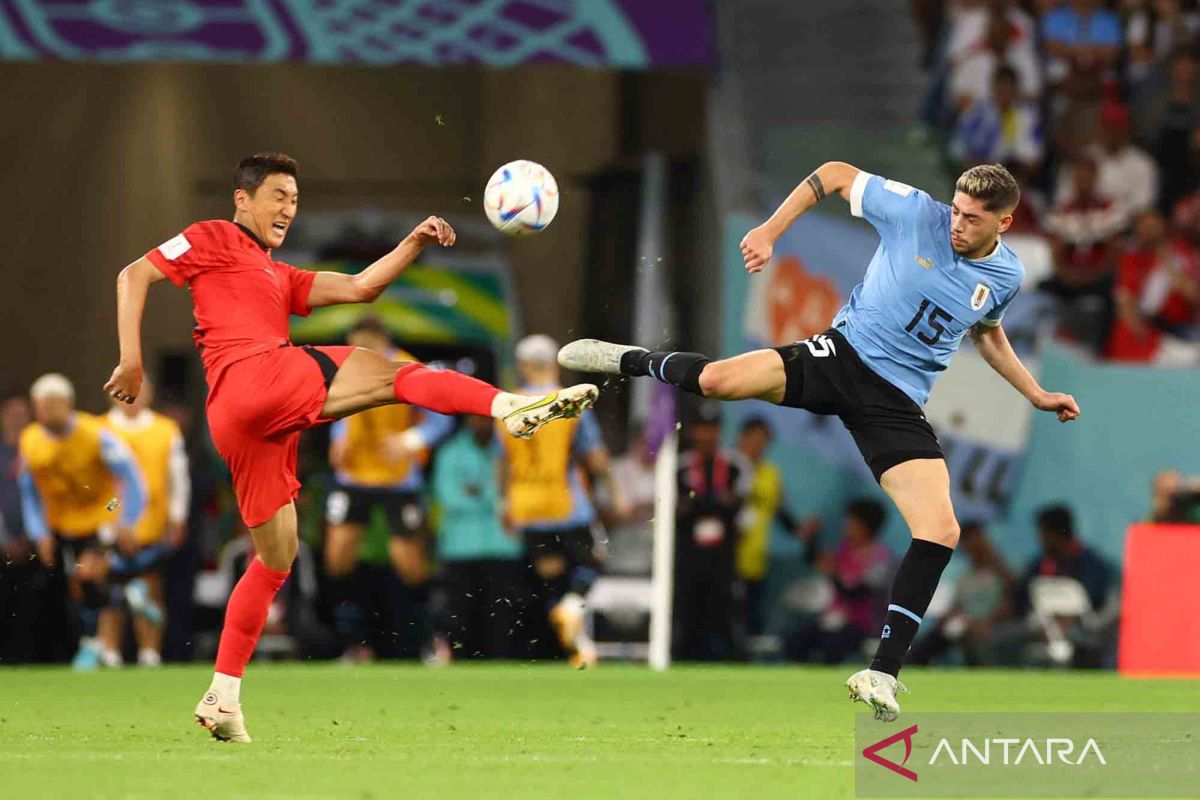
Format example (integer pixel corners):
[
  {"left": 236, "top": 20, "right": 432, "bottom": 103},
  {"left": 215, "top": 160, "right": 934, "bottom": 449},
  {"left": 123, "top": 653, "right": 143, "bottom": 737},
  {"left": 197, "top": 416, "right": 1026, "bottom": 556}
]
[
  {"left": 970, "top": 322, "right": 1080, "bottom": 423},
  {"left": 104, "top": 257, "right": 168, "bottom": 404},
  {"left": 740, "top": 161, "right": 862, "bottom": 273},
  {"left": 306, "top": 216, "right": 455, "bottom": 307}
]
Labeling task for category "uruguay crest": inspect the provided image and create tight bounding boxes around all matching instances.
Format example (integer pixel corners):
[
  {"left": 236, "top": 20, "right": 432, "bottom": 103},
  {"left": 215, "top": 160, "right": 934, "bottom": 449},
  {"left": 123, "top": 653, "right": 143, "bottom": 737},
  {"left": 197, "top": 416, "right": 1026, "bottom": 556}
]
[{"left": 970, "top": 283, "right": 990, "bottom": 311}]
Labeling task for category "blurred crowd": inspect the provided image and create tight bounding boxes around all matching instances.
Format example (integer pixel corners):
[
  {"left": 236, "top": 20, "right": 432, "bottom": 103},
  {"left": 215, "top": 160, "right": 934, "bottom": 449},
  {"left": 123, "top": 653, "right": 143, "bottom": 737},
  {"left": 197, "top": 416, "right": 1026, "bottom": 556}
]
[
  {"left": 914, "top": 0, "right": 1200, "bottom": 363},
  {"left": 5, "top": 319, "right": 1196, "bottom": 671}
]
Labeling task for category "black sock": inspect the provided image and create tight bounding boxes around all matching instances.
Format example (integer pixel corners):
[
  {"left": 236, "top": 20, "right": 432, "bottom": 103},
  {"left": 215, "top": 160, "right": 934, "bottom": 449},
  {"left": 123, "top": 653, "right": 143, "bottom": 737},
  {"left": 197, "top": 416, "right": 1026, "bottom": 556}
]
[
  {"left": 620, "top": 350, "right": 711, "bottom": 396},
  {"left": 870, "top": 538, "right": 954, "bottom": 677}
]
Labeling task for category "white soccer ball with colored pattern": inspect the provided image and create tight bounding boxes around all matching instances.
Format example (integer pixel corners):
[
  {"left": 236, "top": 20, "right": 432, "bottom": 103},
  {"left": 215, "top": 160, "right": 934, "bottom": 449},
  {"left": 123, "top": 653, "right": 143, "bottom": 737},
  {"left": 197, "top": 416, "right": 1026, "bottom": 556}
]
[{"left": 483, "top": 160, "right": 559, "bottom": 236}]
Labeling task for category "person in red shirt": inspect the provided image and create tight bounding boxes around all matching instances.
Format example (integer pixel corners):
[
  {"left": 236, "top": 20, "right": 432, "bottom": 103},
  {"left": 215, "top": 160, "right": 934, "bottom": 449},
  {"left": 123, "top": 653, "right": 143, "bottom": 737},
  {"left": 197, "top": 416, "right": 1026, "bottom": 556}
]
[
  {"left": 1108, "top": 209, "right": 1200, "bottom": 363},
  {"left": 102, "top": 154, "right": 598, "bottom": 743}
]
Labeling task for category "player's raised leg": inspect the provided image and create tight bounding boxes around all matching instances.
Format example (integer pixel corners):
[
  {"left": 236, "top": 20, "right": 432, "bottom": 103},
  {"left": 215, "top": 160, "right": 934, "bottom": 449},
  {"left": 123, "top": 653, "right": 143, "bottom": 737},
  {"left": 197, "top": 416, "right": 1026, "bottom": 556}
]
[
  {"left": 195, "top": 503, "right": 297, "bottom": 743},
  {"left": 557, "top": 340, "right": 787, "bottom": 404},
  {"left": 321, "top": 348, "right": 598, "bottom": 438},
  {"left": 847, "top": 458, "right": 958, "bottom": 721}
]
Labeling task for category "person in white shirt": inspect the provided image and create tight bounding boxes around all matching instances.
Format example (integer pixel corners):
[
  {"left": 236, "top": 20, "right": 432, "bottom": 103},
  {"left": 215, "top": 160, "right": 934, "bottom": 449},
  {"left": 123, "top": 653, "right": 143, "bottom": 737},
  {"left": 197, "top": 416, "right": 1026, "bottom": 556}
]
[{"left": 1055, "top": 102, "right": 1160, "bottom": 214}]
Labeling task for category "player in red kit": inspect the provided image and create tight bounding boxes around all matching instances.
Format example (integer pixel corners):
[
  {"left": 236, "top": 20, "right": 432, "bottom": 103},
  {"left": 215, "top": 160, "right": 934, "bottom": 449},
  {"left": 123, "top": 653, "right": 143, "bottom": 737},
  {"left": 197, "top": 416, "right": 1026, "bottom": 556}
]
[{"left": 103, "top": 154, "right": 598, "bottom": 742}]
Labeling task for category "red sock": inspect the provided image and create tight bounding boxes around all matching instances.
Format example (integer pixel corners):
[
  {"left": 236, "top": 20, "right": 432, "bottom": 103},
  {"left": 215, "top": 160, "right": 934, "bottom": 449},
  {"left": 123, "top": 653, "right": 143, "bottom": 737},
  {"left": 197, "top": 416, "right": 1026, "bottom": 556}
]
[
  {"left": 393, "top": 363, "right": 500, "bottom": 417},
  {"left": 214, "top": 558, "right": 290, "bottom": 678}
]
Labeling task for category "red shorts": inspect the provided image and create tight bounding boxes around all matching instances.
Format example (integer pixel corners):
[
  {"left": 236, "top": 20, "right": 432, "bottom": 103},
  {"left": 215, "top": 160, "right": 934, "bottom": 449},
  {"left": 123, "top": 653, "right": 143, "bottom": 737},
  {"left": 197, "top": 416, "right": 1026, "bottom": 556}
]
[{"left": 207, "top": 345, "right": 357, "bottom": 528}]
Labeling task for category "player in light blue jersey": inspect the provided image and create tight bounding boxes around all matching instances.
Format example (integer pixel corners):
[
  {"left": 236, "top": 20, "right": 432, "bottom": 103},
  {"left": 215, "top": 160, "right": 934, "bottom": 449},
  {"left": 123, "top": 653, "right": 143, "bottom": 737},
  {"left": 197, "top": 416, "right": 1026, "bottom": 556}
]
[{"left": 558, "top": 163, "right": 1079, "bottom": 719}]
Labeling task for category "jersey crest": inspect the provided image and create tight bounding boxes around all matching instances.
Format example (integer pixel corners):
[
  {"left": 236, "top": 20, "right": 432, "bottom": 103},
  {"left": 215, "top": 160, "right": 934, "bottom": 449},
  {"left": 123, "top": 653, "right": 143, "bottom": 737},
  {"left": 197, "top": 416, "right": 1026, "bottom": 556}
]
[{"left": 970, "top": 283, "right": 991, "bottom": 311}]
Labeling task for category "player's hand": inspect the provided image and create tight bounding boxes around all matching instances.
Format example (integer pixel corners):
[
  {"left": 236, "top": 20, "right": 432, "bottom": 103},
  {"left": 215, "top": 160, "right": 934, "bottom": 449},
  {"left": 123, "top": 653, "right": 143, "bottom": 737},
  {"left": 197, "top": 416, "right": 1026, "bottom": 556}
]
[
  {"left": 739, "top": 226, "right": 774, "bottom": 274},
  {"left": 103, "top": 362, "right": 143, "bottom": 404},
  {"left": 409, "top": 216, "right": 456, "bottom": 248},
  {"left": 1033, "top": 390, "right": 1080, "bottom": 423},
  {"left": 36, "top": 537, "right": 56, "bottom": 568}
]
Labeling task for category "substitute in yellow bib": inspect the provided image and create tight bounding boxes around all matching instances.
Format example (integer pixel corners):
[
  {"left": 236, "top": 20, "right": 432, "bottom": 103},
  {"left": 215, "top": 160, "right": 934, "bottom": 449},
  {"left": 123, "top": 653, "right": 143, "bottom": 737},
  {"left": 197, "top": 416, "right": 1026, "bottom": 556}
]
[
  {"left": 499, "top": 335, "right": 621, "bottom": 669},
  {"left": 323, "top": 316, "right": 453, "bottom": 662},
  {"left": 104, "top": 376, "right": 190, "bottom": 667},
  {"left": 18, "top": 374, "right": 146, "bottom": 670}
]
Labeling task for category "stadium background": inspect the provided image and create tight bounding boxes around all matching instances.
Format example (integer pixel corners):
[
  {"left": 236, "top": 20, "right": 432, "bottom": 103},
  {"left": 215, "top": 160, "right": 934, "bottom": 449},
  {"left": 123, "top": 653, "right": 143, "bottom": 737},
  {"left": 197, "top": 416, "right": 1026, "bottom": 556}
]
[{"left": 3, "top": 1, "right": 1200, "bottom": 797}]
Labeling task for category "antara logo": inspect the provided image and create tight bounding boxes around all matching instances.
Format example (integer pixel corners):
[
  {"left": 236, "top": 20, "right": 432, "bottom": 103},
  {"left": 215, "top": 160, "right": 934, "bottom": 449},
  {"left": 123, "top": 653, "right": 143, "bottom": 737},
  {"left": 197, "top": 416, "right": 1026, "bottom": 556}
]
[
  {"left": 862, "top": 725, "right": 1108, "bottom": 783},
  {"left": 863, "top": 724, "right": 919, "bottom": 782}
]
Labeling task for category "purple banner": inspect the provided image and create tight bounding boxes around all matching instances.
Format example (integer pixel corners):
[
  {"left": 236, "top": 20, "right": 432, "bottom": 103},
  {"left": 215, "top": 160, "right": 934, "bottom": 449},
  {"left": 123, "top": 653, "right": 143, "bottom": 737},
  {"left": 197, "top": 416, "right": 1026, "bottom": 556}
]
[{"left": 0, "top": 0, "right": 714, "bottom": 67}]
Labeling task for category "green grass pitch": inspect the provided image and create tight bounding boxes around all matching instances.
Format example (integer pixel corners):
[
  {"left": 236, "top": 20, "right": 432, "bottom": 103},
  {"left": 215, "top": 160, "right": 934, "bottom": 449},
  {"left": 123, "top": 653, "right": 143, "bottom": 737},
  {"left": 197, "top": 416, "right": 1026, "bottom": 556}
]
[{"left": 1, "top": 664, "right": 1195, "bottom": 800}]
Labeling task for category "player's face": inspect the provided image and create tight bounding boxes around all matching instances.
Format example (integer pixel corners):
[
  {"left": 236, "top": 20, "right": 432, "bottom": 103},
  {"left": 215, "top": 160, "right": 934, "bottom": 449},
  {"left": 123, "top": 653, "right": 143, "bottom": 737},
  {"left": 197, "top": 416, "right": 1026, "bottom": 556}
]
[
  {"left": 235, "top": 173, "right": 298, "bottom": 249},
  {"left": 949, "top": 192, "right": 1012, "bottom": 259},
  {"left": 33, "top": 395, "right": 73, "bottom": 432}
]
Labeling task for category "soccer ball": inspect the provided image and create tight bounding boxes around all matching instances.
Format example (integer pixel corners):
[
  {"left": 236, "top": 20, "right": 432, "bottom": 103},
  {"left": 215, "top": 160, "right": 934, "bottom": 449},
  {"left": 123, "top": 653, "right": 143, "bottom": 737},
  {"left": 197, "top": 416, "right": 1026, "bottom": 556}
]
[{"left": 483, "top": 160, "right": 559, "bottom": 236}]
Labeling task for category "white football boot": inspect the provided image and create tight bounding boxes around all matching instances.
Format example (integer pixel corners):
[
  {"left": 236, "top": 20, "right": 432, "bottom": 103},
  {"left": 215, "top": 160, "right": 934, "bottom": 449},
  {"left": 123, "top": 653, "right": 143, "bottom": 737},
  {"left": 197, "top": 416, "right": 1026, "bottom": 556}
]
[
  {"left": 846, "top": 668, "right": 908, "bottom": 722},
  {"left": 194, "top": 689, "right": 252, "bottom": 743},
  {"left": 496, "top": 384, "right": 599, "bottom": 439},
  {"left": 557, "top": 339, "right": 648, "bottom": 375}
]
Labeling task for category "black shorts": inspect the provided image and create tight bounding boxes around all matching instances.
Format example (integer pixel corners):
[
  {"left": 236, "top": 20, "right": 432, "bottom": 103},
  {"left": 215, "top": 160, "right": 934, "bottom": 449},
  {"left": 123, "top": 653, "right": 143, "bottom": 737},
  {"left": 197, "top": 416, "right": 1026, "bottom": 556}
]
[
  {"left": 57, "top": 534, "right": 106, "bottom": 577},
  {"left": 774, "top": 328, "right": 943, "bottom": 481},
  {"left": 522, "top": 525, "right": 599, "bottom": 569},
  {"left": 325, "top": 486, "right": 427, "bottom": 539}
]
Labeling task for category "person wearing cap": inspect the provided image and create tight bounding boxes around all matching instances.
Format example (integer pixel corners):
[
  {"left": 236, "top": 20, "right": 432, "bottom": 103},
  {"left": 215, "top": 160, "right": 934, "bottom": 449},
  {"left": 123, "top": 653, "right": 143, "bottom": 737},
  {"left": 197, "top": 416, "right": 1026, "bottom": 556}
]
[
  {"left": 498, "top": 334, "right": 619, "bottom": 668},
  {"left": 673, "top": 403, "right": 750, "bottom": 661},
  {"left": 322, "top": 316, "right": 453, "bottom": 663},
  {"left": 17, "top": 373, "right": 146, "bottom": 670},
  {"left": 102, "top": 374, "right": 190, "bottom": 667}
]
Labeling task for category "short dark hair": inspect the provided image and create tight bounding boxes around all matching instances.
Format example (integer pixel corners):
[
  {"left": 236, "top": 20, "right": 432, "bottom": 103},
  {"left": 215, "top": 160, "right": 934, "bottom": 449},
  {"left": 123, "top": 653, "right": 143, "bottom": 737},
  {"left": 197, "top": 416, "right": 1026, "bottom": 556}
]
[
  {"left": 955, "top": 163, "right": 1020, "bottom": 212},
  {"left": 234, "top": 152, "right": 298, "bottom": 195},
  {"left": 349, "top": 315, "right": 390, "bottom": 339},
  {"left": 740, "top": 416, "right": 772, "bottom": 436},
  {"left": 1036, "top": 504, "right": 1075, "bottom": 538},
  {"left": 847, "top": 498, "right": 887, "bottom": 538}
]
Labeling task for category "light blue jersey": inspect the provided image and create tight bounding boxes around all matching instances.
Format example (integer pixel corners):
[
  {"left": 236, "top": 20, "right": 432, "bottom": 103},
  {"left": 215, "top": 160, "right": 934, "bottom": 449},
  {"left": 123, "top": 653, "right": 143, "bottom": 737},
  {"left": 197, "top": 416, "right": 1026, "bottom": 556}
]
[{"left": 832, "top": 172, "right": 1026, "bottom": 405}]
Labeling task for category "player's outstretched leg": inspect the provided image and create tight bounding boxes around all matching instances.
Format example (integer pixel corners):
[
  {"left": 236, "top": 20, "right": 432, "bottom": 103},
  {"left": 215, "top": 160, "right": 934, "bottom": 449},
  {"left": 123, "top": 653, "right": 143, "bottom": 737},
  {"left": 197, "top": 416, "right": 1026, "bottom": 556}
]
[
  {"left": 848, "top": 458, "right": 958, "bottom": 722},
  {"left": 557, "top": 340, "right": 787, "bottom": 403},
  {"left": 322, "top": 349, "right": 598, "bottom": 439}
]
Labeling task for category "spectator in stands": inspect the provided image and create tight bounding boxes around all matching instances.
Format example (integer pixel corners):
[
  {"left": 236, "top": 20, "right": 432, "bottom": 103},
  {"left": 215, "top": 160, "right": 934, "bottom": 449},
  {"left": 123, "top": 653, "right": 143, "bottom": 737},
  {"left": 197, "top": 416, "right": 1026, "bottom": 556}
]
[
  {"left": 1013, "top": 504, "right": 1119, "bottom": 668},
  {"left": 1107, "top": 209, "right": 1200, "bottom": 364},
  {"left": 0, "top": 395, "right": 46, "bottom": 663},
  {"left": 946, "top": 0, "right": 1038, "bottom": 72},
  {"left": 1041, "top": 0, "right": 1123, "bottom": 87},
  {"left": 1043, "top": 155, "right": 1126, "bottom": 348},
  {"left": 950, "top": 5, "right": 1043, "bottom": 111},
  {"left": 1173, "top": 174, "right": 1200, "bottom": 247},
  {"left": 734, "top": 416, "right": 818, "bottom": 638},
  {"left": 1151, "top": 54, "right": 1200, "bottom": 210},
  {"left": 1148, "top": 469, "right": 1200, "bottom": 523},
  {"left": 1055, "top": 103, "right": 1160, "bottom": 214},
  {"left": 908, "top": 521, "right": 1013, "bottom": 667},
  {"left": 951, "top": 64, "right": 1045, "bottom": 181},
  {"left": 1125, "top": 0, "right": 1200, "bottom": 84},
  {"left": 673, "top": 403, "right": 748, "bottom": 661},
  {"left": 787, "top": 499, "right": 893, "bottom": 665},
  {"left": 433, "top": 415, "right": 523, "bottom": 660},
  {"left": 607, "top": 424, "right": 657, "bottom": 575}
]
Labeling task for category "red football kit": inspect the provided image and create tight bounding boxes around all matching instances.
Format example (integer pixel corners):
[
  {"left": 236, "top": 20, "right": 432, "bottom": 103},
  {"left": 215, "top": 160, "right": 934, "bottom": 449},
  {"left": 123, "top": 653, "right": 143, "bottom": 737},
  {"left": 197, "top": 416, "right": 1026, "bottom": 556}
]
[
  {"left": 149, "top": 220, "right": 506, "bottom": 688},
  {"left": 146, "top": 220, "right": 358, "bottom": 527}
]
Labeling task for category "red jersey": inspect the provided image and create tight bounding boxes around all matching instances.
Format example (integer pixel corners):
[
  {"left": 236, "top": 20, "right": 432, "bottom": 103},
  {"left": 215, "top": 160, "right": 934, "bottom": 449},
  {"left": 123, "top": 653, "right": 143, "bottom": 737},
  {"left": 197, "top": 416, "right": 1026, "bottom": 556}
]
[{"left": 145, "top": 221, "right": 316, "bottom": 381}]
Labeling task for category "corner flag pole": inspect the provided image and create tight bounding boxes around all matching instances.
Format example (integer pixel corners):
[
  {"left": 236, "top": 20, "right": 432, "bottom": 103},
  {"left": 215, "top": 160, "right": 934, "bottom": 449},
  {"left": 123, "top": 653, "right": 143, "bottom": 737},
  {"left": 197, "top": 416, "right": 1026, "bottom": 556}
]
[{"left": 648, "top": 430, "right": 678, "bottom": 671}]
